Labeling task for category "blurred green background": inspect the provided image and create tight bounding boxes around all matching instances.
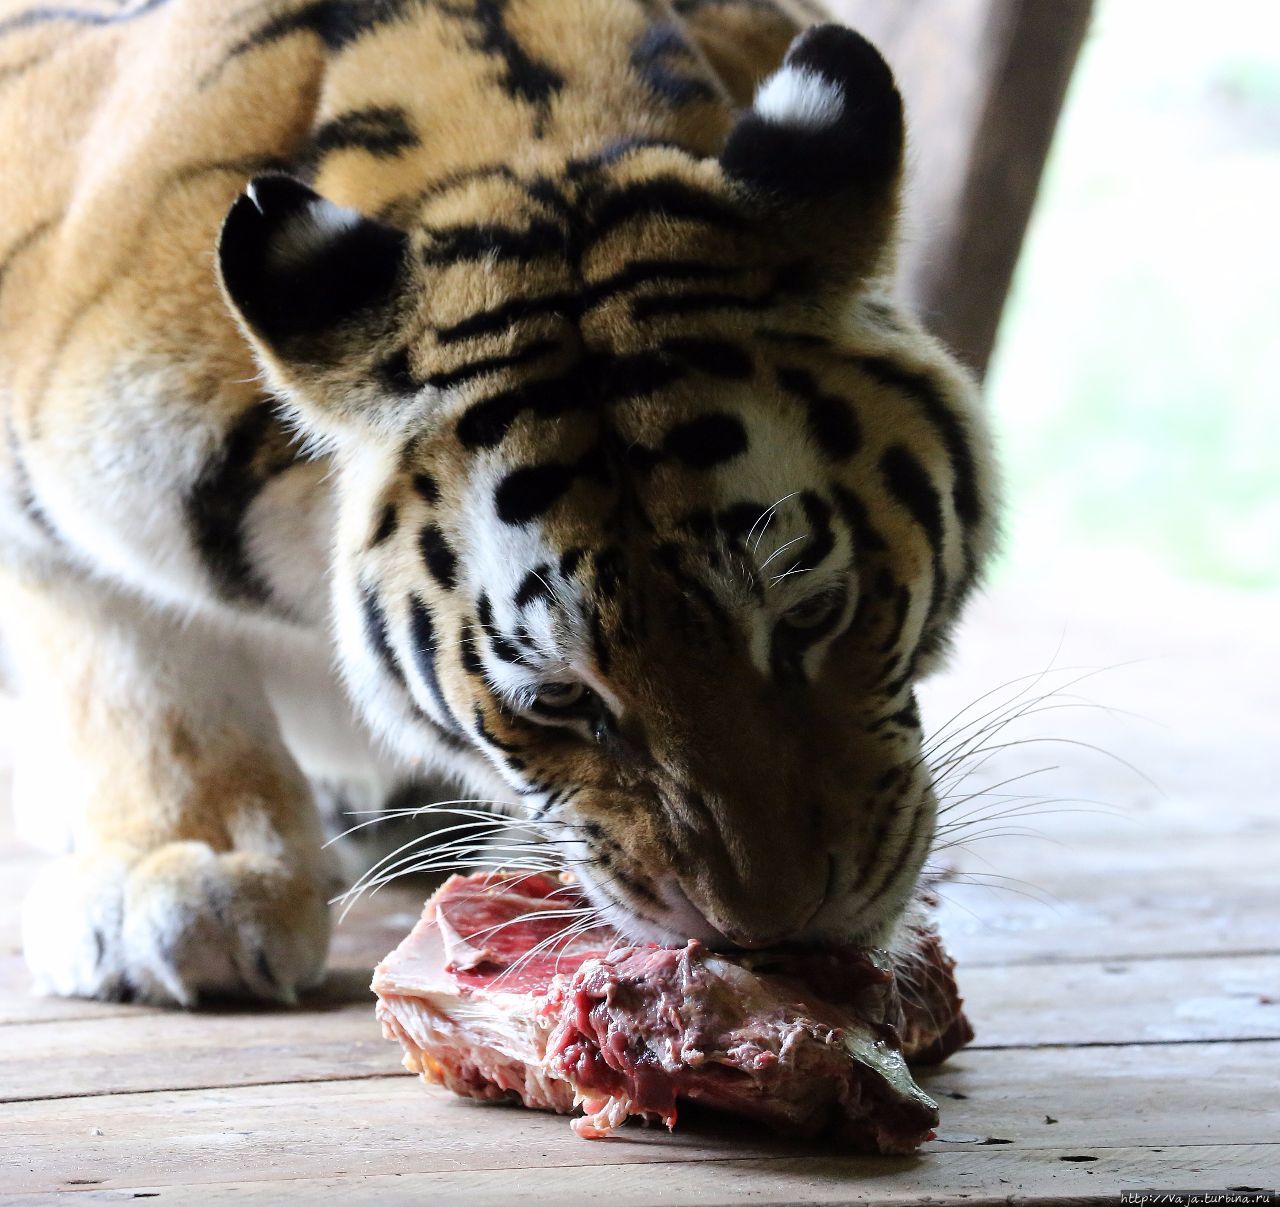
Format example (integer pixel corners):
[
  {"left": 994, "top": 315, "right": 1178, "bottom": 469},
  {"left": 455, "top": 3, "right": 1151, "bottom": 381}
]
[{"left": 985, "top": 0, "right": 1280, "bottom": 590}]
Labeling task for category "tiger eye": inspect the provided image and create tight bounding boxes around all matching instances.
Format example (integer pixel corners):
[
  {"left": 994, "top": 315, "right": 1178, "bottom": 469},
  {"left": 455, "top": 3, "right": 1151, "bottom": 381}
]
[
  {"left": 534, "top": 681, "right": 588, "bottom": 710},
  {"left": 782, "top": 594, "right": 841, "bottom": 630}
]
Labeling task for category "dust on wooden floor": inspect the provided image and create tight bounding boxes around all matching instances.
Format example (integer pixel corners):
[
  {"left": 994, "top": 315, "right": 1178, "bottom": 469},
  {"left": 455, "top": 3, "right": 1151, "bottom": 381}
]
[{"left": 2, "top": 574, "right": 1277, "bottom": 1205}]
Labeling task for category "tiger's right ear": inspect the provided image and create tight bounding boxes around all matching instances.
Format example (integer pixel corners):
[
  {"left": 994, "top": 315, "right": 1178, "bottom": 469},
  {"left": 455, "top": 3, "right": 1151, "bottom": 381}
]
[
  {"left": 217, "top": 174, "right": 408, "bottom": 352},
  {"left": 718, "top": 25, "right": 904, "bottom": 297}
]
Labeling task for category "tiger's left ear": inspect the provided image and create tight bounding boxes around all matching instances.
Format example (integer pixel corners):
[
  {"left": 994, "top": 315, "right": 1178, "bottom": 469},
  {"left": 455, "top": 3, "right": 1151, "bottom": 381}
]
[
  {"left": 719, "top": 24, "right": 904, "bottom": 293},
  {"left": 217, "top": 174, "right": 408, "bottom": 353}
]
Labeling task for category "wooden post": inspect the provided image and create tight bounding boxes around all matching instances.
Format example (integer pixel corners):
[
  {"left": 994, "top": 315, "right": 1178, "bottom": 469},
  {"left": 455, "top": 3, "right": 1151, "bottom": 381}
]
[{"left": 830, "top": 0, "right": 1094, "bottom": 376}]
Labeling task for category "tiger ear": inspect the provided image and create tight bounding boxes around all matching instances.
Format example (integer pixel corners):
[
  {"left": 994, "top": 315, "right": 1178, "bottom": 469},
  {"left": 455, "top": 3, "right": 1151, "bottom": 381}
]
[
  {"left": 719, "top": 24, "right": 904, "bottom": 291},
  {"left": 217, "top": 174, "right": 408, "bottom": 351}
]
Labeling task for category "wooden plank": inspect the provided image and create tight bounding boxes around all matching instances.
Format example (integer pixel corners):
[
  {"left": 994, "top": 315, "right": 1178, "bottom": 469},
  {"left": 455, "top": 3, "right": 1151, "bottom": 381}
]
[
  {"left": 4, "top": 1150, "right": 1276, "bottom": 1206},
  {"left": 49, "top": 1145, "right": 1276, "bottom": 1207},
  {"left": 0, "top": 1003, "right": 398, "bottom": 1104},
  {"left": 962, "top": 954, "right": 1280, "bottom": 1048},
  {"left": 139, "top": 1145, "right": 1280, "bottom": 1207},
  {"left": 5, "top": 942, "right": 1277, "bottom": 1104},
  {"left": 1, "top": 1042, "right": 1275, "bottom": 1197},
  {"left": 830, "top": 0, "right": 1094, "bottom": 375},
  {"left": 0, "top": 958, "right": 156, "bottom": 1027},
  {"left": 937, "top": 852, "right": 1279, "bottom": 968}
]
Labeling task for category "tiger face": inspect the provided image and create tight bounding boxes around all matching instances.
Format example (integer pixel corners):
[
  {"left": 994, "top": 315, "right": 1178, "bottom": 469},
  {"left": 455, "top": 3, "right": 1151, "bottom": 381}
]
[{"left": 219, "top": 27, "right": 998, "bottom": 948}]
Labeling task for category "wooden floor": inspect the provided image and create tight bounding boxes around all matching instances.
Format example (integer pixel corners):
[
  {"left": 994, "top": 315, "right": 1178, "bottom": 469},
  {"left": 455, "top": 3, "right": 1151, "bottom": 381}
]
[{"left": 2, "top": 573, "right": 1278, "bottom": 1205}]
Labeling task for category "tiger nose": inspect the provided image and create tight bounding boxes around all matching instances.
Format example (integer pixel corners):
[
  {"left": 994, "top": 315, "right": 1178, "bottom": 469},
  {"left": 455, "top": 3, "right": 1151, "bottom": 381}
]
[
  {"left": 716, "top": 925, "right": 793, "bottom": 951},
  {"left": 680, "top": 859, "right": 833, "bottom": 949},
  {"left": 710, "top": 901, "right": 825, "bottom": 950}
]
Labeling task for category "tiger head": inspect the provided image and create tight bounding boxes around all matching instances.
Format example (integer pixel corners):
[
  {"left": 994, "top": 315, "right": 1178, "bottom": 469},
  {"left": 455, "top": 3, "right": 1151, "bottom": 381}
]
[{"left": 218, "top": 26, "right": 998, "bottom": 948}]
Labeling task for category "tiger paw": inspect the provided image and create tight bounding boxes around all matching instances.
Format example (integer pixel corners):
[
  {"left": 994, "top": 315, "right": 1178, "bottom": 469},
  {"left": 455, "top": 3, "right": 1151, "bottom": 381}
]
[{"left": 21, "top": 843, "right": 331, "bottom": 1006}]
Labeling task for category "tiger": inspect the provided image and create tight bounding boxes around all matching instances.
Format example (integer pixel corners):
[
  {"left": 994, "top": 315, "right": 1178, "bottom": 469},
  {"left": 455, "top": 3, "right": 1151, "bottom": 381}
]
[{"left": 0, "top": 0, "right": 998, "bottom": 1007}]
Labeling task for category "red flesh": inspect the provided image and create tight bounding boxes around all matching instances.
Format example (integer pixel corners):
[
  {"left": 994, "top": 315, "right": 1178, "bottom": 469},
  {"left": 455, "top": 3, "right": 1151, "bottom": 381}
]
[{"left": 372, "top": 872, "right": 972, "bottom": 1152}]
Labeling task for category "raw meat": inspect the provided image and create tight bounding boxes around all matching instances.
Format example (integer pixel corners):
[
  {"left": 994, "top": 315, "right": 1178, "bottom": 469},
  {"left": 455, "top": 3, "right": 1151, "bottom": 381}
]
[{"left": 372, "top": 872, "right": 972, "bottom": 1153}]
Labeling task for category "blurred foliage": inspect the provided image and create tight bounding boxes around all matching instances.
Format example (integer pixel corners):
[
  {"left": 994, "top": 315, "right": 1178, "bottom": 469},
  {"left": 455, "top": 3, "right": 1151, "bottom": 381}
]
[{"left": 985, "top": 0, "right": 1280, "bottom": 589}]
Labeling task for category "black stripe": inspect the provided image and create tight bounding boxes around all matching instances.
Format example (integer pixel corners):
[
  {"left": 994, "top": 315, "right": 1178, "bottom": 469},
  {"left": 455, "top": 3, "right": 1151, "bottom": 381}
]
[
  {"left": 424, "top": 337, "right": 559, "bottom": 391},
  {"left": 588, "top": 604, "right": 612, "bottom": 675},
  {"left": 456, "top": 0, "right": 563, "bottom": 109},
  {"left": 759, "top": 328, "right": 831, "bottom": 349},
  {"left": 790, "top": 491, "right": 836, "bottom": 575},
  {"left": 581, "top": 258, "right": 729, "bottom": 308},
  {"left": 407, "top": 595, "right": 465, "bottom": 735},
  {"left": 378, "top": 163, "right": 528, "bottom": 223},
  {"left": 661, "top": 412, "right": 749, "bottom": 470},
  {"left": 474, "top": 705, "right": 527, "bottom": 754},
  {"left": 769, "top": 583, "right": 850, "bottom": 683},
  {"left": 869, "top": 693, "right": 921, "bottom": 733},
  {"left": 302, "top": 105, "right": 418, "bottom": 163},
  {"left": 880, "top": 445, "right": 944, "bottom": 555},
  {"left": 476, "top": 593, "right": 525, "bottom": 664},
  {"left": 563, "top": 136, "right": 697, "bottom": 177},
  {"left": 457, "top": 352, "right": 678, "bottom": 451},
  {"left": 860, "top": 785, "right": 929, "bottom": 910},
  {"left": 488, "top": 631, "right": 526, "bottom": 668},
  {"left": 660, "top": 337, "right": 753, "bottom": 378},
  {"left": 586, "top": 177, "right": 744, "bottom": 245},
  {"left": 714, "top": 500, "right": 770, "bottom": 544},
  {"left": 4, "top": 416, "right": 59, "bottom": 543},
  {"left": 360, "top": 587, "right": 406, "bottom": 689},
  {"left": 227, "top": 0, "right": 414, "bottom": 58},
  {"left": 831, "top": 484, "right": 887, "bottom": 553},
  {"left": 435, "top": 287, "right": 577, "bottom": 345},
  {"left": 412, "top": 471, "right": 440, "bottom": 503},
  {"left": 526, "top": 785, "right": 556, "bottom": 817},
  {"left": 187, "top": 402, "right": 299, "bottom": 607},
  {"left": 458, "top": 623, "right": 486, "bottom": 677},
  {"left": 853, "top": 769, "right": 925, "bottom": 910},
  {"left": 768, "top": 625, "right": 805, "bottom": 686},
  {"left": 879, "top": 661, "right": 916, "bottom": 701},
  {"left": 435, "top": 261, "right": 727, "bottom": 346},
  {"left": 862, "top": 297, "right": 906, "bottom": 332},
  {"left": 593, "top": 547, "right": 626, "bottom": 600},
  {"left": 514, "top": 565, "right": 555, "bottom": 609},
  {"left": 629, "top": 23, "right": 718, "bottom": 105},
  {"left": 559, "top": 547, "right": 585, "bottom": 580},
  {"left": 369, "top": 502, "right": 398, "bottom": 548},
  {"left": 856, "top": 355, "right": 982, "bottom": 582},
  {"left": 877, "top": 579, "right": 912, "bottom": 655},
  {"left": 654, "top": 542, "right": 734, "bottom": 646},
  {"left": 671, "top": 0, "right": 806, "bottom": 12},
  {"left": 607, "top": 863, "right": 662, "bottom": 908},
  {"left": 778, "top": 367, "right": 862, "bottom": 461},
  {"left": 418, "top": 524, "right": 458, "bottom": 590},
  {"left": 522, "top": 175, "right": 577, "bottom": 220},
  {"left": 879, "top": 443, "right": 947, "bottom": 631},
  {"left": 629, "top": 283, "right": 779, "bottom": 322},
  {"left": 494, "top": 462, "right": 576, "bottom": 526},
  {"left": 419, "top": 220, "right": 566, "bottom": 267}
]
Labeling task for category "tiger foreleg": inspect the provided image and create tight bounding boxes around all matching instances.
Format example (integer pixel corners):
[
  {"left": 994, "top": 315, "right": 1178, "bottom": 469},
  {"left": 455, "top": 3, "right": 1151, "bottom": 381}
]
[{"left": 2, "top": 565, "right": 331, "bottom": 1006}]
